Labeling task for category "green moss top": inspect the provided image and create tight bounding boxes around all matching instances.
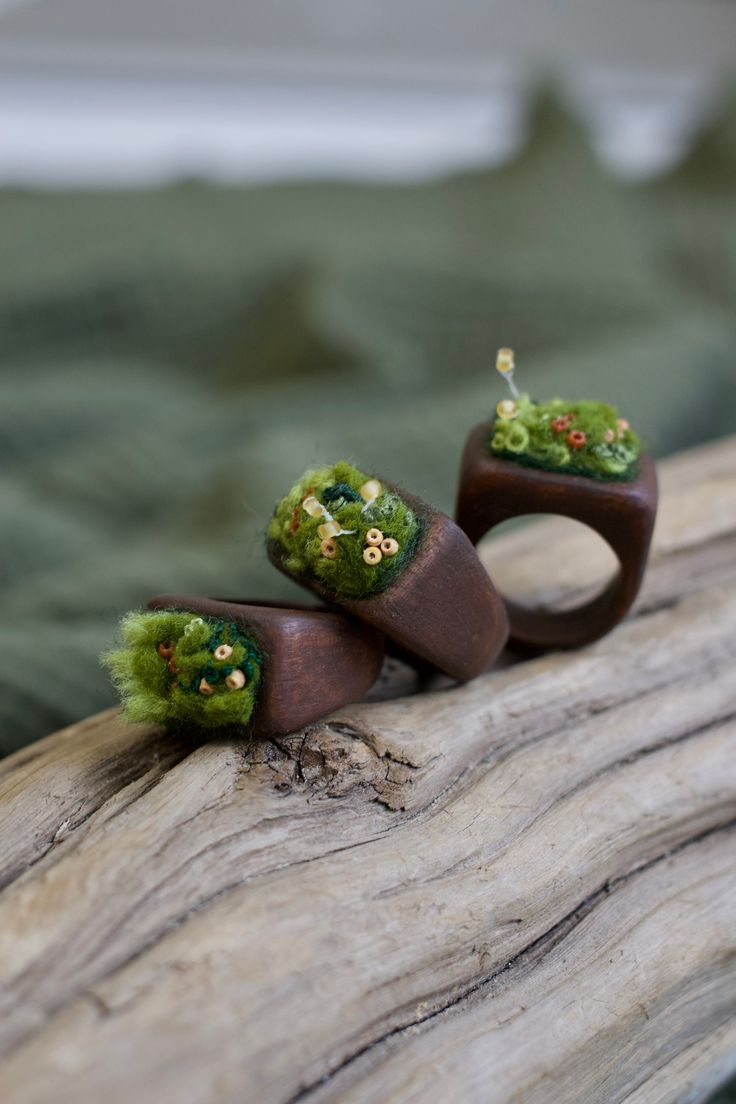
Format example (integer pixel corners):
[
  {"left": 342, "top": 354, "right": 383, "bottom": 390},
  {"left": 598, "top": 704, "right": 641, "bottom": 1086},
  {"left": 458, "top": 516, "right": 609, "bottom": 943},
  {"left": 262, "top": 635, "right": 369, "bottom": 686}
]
[
  {"left": 102, "top": 609, "right": 262, "bottom": 730},
  {"left": 489, "top": 393, "right": 642, "bottom": 480},
  {"left": 268, "top": 460, "right": 423, "bottom": 599}
]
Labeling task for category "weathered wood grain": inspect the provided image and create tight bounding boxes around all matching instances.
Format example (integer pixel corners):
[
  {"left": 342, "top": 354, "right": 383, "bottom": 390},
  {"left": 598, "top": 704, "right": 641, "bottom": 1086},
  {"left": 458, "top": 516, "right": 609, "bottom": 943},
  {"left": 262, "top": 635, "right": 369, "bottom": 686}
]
[{"left": 0, "top": 436, "right": 735, "bottom": 1104}]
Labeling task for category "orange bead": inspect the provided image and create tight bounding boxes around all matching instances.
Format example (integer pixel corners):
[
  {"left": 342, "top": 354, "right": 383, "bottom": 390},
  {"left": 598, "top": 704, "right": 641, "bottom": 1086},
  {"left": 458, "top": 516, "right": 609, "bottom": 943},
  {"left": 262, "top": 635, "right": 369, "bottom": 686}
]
[
  {"left": 320, "top": 538, "right": 337, "bottom": 558},
  {"left": 157, "top": 641, "right": 174, "bottom": 659}
]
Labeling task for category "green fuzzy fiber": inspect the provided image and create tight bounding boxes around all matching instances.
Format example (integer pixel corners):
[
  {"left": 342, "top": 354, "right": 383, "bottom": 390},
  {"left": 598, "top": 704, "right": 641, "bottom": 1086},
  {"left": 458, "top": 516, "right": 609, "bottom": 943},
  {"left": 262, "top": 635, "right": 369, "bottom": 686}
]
[
  {"left": 102, "top": 610, "right": 262, "bottom": 730},
  {"left": 489, "top": 393, "right": 642, "bottom": 480},
  {"left": 268, "top": 460, "right": 423, "bottom": 599}
]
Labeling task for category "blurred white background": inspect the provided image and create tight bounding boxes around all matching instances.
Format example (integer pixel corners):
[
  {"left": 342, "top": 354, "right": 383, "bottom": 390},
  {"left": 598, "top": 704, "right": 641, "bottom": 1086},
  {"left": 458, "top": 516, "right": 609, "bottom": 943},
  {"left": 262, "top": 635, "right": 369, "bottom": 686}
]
[{"left": 0, "top": 0, "right": 735, "bottom": 185}]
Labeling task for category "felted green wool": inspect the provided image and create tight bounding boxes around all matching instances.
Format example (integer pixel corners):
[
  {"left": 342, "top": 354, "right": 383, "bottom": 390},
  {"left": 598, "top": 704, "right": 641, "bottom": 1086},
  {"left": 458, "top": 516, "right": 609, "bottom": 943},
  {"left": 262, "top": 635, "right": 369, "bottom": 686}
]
[
  {"left": 268, "top": 460, "right": 423, "bottom": 598},
  {"left": 489, "top": 393, "right": 642, "bottom": 480},
  {"left": 102, "top": 610, "right": 262, "bottom": 730}
]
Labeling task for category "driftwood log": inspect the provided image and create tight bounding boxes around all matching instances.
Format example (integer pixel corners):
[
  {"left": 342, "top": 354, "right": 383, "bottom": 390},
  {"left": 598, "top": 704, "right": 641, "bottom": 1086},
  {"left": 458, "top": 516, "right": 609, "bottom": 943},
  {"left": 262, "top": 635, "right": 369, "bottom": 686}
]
[{"left": 0, "top": 437, "right": 735, "bottom": 1104}]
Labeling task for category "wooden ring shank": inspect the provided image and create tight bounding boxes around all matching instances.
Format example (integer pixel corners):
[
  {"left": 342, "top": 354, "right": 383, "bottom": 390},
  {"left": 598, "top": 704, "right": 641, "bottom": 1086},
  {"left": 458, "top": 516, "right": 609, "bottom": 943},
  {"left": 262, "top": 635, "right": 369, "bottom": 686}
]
[
  {"left": 455, "top": 422, "right": 659, "bottom": 650},
  {"left": 268, "top": 484, "right": 509, "bottom": 682},
  {"left": 147, "top": 596, "right": 385, "bottom": 737}
]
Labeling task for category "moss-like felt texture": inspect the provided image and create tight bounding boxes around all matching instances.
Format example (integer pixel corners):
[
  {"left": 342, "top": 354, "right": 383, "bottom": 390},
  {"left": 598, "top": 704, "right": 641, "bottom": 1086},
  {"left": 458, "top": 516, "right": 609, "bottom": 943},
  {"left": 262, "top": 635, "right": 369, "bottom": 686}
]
[
  {"left": 268, "top": 461, "right": 423, "bottom": 599},
  {"left": 102, "top": 610, "right": 262, "bottom": 730},
  {"left": 489, "top": 393, "right": 642, "bottom": 480}
]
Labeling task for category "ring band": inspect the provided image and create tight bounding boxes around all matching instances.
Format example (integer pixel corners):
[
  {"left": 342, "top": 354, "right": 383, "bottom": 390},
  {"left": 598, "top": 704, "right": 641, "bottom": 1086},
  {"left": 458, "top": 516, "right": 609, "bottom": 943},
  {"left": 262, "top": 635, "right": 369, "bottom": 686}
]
[
  {"left": 455, "top": 421, "right": 658, "bottom": 650},
  {"left": 267, "top": 462, "right": 508, "bottom": 681},
  {"left": 109, "top": 595, "right": 385, "bottom": 737}
]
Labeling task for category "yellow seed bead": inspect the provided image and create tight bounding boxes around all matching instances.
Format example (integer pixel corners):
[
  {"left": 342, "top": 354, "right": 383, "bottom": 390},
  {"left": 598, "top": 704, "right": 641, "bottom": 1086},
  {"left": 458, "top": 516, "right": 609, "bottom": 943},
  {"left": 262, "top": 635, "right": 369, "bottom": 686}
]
[
  {"left": 359, "top": 479, "right": 382, "bottom": 503},
  {"left": 214, "top": 644, "right": 233, "bottom": 661},
  {"left": 496, "top": 347, "right": 515, "bottom": 374},
  {"left": 496, "top": 399, "right": 519, "bottom": 421},
  {"left": 317, "top": 519, "right": 341, "bottom": 540},
  {"left": 363, "top": 546, "right": 383, "bottom": 565},
  {"left": 320, "top": 538, "right": 337, "bottom": 558},
  {"left": 225, "top": 669, "right": 246, "bottom": 690},
  {"left": 302, "top": 496, "right": 325, "bottom": 517},
  {"left": 380, "top": 537, "right": 399, "bottom": 556},
  {"left": 365, "top": 527, "right": 384, "bottom": 546},
  {"left": 199, "top": 678, "right": 215, "bottom": 697}
]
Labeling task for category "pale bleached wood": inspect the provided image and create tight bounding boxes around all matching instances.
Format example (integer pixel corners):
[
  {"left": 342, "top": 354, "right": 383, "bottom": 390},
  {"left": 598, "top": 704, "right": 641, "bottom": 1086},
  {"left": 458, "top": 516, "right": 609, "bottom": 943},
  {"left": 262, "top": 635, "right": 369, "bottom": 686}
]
[
  {"left": 0, "top": 437, "right": 734, "bottom": 1104},
  {"left": 313, "top": 830, "right": 736, "bottom": 1104}
]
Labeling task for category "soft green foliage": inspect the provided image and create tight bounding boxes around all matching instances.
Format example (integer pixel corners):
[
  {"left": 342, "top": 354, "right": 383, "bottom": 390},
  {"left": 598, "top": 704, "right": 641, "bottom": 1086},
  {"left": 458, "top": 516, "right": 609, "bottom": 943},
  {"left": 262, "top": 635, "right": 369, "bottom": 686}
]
[
  {"left": 102, "top": 610, "right": 262, "bottom": 730},
  {"left": 268, "top": 460, "right": 423, "bottom": 598},
  {"left": 489, "top": 393, "right": 642, "bottom": 480}
]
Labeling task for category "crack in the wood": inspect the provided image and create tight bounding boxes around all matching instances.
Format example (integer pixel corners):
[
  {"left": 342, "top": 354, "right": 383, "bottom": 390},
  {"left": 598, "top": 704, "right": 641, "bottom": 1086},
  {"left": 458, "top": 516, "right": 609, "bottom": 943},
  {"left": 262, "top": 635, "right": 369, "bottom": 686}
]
[
  {"left": 365, "top": 704, "right": 736, "bottom": 903},
  {"left": 8, "top": 696, "right": 728, "bottom": 1049},
  {"left": 282, "top": 818, "right": 736, "bottom": 1104},
  {"left": 3, "top": 575, "right": 733, "bottom": 898},
  {"left": 0, "top": 582, "right": 733, "bottom": 1068},
  {"left": 0, "top": 686, "right": 733, "bottom": 1068},
  {"left": 6, "top": 662, "right": 733, "bottom": 1022},
  {"left": 71, "top": 701, "right": 713, "bottom": 1007},
  {"left": 0, "top": 736, "right": 195, "bottom": 892},
  {"left": 267, "top": 721, "right": 432, "bottom": 812},
  {"left": 370, "top": 661, "right": 736, "bottom": 871},
  {"left": 321, "top": 722, "right": 425, "bottom": 771}
]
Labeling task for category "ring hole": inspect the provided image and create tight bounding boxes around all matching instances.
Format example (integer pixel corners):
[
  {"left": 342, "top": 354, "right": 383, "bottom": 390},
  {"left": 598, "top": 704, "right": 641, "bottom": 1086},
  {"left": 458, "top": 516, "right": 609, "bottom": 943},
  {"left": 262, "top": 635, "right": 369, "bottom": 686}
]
[{"left": 478, "top": 515, "right": 619, "bottom": 613}]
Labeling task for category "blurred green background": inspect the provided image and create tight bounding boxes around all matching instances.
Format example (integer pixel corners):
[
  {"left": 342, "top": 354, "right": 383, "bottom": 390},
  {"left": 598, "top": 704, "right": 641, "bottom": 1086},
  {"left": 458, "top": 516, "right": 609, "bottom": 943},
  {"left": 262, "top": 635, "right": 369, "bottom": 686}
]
[{"left": 1, "top": 95, "right": 736, "bottom": 756}]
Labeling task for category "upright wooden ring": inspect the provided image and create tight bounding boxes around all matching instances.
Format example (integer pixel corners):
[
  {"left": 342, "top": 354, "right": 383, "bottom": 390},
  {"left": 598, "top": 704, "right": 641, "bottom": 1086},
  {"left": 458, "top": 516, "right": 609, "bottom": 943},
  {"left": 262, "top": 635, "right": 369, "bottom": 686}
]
[
  {"left": 455, "top": 421, "right": 658, "bottom": 650},
  {"left": 268, "top": 485, "right": 509, "bottom": 682},
  {"left": 147, "top": 595, "right": 384, "bottom": 737}
]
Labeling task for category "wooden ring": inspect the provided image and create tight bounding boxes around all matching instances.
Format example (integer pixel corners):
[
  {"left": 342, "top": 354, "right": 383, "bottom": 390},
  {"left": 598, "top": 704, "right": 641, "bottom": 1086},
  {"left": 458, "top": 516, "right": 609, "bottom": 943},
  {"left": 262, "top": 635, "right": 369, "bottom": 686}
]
[
  {"left": 147, "top": 595, "right": 384, "bottom": 737},
  {"left": 455, "top": 422, "right": 659, "bottom": 650},
  {"left": 268, "top": 483, "right": 509, "bottom": 682}
]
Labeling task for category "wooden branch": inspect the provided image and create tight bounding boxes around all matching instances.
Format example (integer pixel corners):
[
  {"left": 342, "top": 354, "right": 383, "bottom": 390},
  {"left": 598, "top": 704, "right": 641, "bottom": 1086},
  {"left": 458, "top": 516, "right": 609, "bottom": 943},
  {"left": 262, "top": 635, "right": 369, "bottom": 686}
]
[{"left": 1, "top": 437, "right": 735, "bottom": 1104}]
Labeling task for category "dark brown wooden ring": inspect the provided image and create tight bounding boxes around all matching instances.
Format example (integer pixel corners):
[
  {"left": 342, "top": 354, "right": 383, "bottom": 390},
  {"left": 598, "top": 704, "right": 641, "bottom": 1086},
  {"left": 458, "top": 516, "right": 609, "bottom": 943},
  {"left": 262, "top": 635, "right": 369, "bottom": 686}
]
[
  {"left": 267, "top": 484, "right": 509, "bottom": 682},
  {"left": 147, "top": 595, "right": 384, "bottom": 738},
  {"left": 455, "top": 422, "right": 659, "bottom": 650}
]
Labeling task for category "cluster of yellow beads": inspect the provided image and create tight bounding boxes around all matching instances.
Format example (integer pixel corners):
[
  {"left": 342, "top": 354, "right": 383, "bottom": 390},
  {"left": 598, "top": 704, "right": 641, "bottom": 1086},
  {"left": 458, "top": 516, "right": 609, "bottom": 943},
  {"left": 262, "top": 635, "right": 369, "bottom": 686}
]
[{"left": 362, "top": 528, "right": 400, "bottom": 566}]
